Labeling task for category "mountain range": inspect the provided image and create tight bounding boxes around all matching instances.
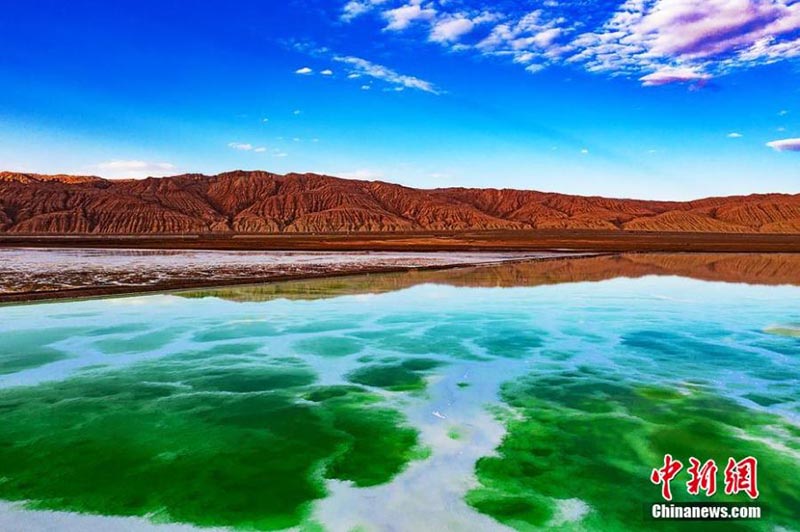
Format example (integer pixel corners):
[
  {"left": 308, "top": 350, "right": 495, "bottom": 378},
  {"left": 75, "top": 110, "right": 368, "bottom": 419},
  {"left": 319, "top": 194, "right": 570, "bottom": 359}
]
[{"left": 2, "top": 170, "right": 800, "bottom": 234}]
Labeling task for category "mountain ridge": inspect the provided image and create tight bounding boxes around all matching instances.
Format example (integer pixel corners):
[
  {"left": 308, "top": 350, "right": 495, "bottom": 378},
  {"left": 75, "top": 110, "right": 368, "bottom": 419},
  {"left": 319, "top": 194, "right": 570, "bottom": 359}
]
[{"left": 2, "top": 170, "right": 799, "bottom": 234}]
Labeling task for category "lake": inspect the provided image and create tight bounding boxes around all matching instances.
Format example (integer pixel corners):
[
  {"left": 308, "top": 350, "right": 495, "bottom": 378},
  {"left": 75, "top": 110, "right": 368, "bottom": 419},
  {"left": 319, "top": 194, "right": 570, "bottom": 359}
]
[{"left": 0, "top": 254, "right": 798, "bottom": 531}]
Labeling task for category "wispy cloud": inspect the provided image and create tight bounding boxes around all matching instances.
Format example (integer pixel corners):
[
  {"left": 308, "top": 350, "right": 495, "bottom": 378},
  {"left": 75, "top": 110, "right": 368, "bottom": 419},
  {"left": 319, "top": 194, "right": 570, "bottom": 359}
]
[
  {"left": 340, "top": 169, "right": 385, "bottom": 180},
  {"left": 295, "top": 66, "right": 313, "bottom": 75},
  {"left": 320, "top": 69, "right": 334, "bottom": 76},
  {"left": 333, "top": 55, "right": 440, "bottom": 93},
  {"left": 341, "top": 0, "right": 388, "bottom": 22},
  {"left": 570, "top": 0, "right": 800, "bottom": 84},
  {"left": 228, "top": 142, "right": 254, "bottom": 151},
  {"left": 476, "top": 10, "right": 572, "bottom": 68},
  {"left": 639, "top": 66, "right": 710, "bottom": 86},
  {"left": 93, "top": 160, "right": 176, "bottom": 179},
  {"left": 766, "top": 138, "right": 800, "bottom": 152},
  {"left": 341, "top": 0, "right": 800, "bottom": 86},
  {"left": 229, "top": 143, "right": 288, "bottom": 156},
  {"left": 727, "top": 132, "right": 743, "bottom": 138}
]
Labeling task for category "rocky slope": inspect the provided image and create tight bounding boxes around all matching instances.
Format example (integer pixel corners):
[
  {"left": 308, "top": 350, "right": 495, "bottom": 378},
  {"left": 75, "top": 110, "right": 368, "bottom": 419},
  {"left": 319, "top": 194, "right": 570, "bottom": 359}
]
[{"left": 1, "top": 170, "right": 799, "bottom": 234}]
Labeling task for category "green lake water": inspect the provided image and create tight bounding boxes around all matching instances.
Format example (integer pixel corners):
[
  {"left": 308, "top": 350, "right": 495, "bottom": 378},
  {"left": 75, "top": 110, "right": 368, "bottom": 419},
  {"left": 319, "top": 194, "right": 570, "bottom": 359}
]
[{"left": 0, "top": 258, "right": 798, "bottom": 531}]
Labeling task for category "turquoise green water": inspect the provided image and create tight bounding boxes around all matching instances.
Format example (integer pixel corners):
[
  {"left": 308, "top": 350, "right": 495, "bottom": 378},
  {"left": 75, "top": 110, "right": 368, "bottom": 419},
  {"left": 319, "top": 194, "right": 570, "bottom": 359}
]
[{"left": 0, "top": 270, "right": 799, "bottom": 531}]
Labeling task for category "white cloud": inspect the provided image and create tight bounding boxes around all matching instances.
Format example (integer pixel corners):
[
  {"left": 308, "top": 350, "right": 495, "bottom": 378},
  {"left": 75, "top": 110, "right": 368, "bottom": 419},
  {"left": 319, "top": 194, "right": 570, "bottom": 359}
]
[
  {"left": 342, "top": 0, "right": 800, "bottom": 85},
  {"left": 727, "top": 132, "right": 743, "bottom": 138},
  {"left": 293, "top": 109, "right": 302, "bottom": 115},
  {"left": 469, "top": 9, "right": 575, "bottom": 69},
  {"left": 342, "top": 0, "right": 370, "bottom": 21},
  {"left": 361, "top": 84, "right": 372, "bottom": 90},
  {"left": 341, "top": 0, "right": 388, "bottom": 22},
  {"left": 639, "top": 66, "right": 710, "bottom": 86},
  {"left": 430, "top": 16, "right": 475, "bottom": 43},
  {"left": 334, "top": 55, "right": 439, "bottom": 93},
  {"left": 295, "top": 67, "right": 313, "bottom": 75},
  {"left": 229, "top": 142, "right": 270, "bottom": 153},
  {"left": 639, "top": 0, "right": 799, "bottom": 59},
  {"left": 320, "top": 69, "right": 334, "bottom": 76},
  {"left": 262, "top": 118, "right": 269, "bottom": 123},
  {"left": 766, "top": 138, "right": 800, "bottom": 151},
  {"left": 346, "top": 1, "right": 500, "bottom": 46},
  {"left": 570, "top": 0, "right": 800, "bottom": 84},
  {"left": 341, "top": 169, "right": 385, "bottom": 180},
  {"left": 384, "top": 0, "right": 436, "bottom": 31},
  {"left": 93, "top": 160, "right": 176, "bottom": 179},
  {"left": 779, "top": 109, "right": 789, "bottom": 116},
  {"left": 228, "top": 142, "right": 254, "bottom": 151},
  {"left": 580, "top": 148, "right": 589, "bottom": 155}
]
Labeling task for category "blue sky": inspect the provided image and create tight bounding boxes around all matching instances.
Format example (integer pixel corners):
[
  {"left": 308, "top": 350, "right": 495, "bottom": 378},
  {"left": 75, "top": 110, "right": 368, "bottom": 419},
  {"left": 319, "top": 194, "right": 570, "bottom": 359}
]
[{"left": 0, "top": 0, "right": 798, "bottom": 199}]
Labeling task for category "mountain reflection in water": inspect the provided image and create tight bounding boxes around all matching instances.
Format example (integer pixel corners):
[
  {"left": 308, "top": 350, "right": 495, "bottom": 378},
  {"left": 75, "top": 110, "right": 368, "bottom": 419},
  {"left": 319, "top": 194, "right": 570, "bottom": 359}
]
[{"left": 179, "top": 252, "right": 800, "bottom": 303}]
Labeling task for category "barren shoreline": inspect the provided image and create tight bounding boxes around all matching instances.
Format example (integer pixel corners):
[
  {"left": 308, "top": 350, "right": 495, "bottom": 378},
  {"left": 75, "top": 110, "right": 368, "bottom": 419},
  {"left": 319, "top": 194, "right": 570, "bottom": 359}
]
[
  {"left": 4, "top": 229, "right": 800, "bottom": 304},
  {"left": 2, "top": 229, "right": 800, "bottom": 253},
  {"left": 0, "top": 250, "right": 597, "bottom": 304}
]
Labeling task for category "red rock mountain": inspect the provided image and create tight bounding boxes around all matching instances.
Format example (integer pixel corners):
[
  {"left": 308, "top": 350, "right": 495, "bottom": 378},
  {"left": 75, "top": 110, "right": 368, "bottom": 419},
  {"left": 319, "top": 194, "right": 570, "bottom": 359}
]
[{"left": 1, "top": 170, "right": 800, "bottom": 234}]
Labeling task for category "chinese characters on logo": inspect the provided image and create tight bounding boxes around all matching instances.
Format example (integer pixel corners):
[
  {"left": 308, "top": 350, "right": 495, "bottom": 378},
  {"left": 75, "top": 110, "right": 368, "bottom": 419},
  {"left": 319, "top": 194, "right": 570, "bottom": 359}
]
[
  {"left": 687, "top": 457, "right": 718, "bottom": 496},
  {"left": 723, "top": 457, "right": 759, "bottom": 499},
  {"left": 651, "top": 455, "right": 759, "bottom": 500}
]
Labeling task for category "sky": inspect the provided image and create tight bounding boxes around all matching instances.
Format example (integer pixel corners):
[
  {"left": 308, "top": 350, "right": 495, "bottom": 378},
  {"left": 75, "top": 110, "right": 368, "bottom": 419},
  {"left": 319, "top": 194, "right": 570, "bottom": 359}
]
[{"left": 0, "top": 0, "right": 798, "bottom": 200}]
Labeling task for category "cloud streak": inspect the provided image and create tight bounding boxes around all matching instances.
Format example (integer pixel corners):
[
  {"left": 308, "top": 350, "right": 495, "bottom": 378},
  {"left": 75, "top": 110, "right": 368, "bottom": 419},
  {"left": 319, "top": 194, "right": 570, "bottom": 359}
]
[
  {"left": 766, "top": 138, "right": 800, "bottom": 152},
  {"left": 94, "top": 160, "right": 176, "bottom": 179},
  {"left": 229, "top": 143, "right": 290, "bottom": 157},
  {"left": 228, "top": 142, "right": 254, "bottom": 151},
  {"left": 639, "top": 66, "right": 710, "bottom": 86},
  {"left": 333, "top": 55, "right": 440, "bottom": 93}
]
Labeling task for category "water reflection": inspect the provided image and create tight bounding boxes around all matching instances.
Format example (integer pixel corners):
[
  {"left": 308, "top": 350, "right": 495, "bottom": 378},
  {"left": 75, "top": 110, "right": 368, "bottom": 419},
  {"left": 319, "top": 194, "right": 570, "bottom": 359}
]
[{"left": 180, "top": 252, "right": 800, "bottom": 303}]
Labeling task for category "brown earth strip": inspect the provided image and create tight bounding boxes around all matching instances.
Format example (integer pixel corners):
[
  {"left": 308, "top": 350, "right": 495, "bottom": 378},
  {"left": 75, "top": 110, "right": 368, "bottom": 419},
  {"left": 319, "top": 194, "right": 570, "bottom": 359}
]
[{"left": 2, "top": 230, "right": 800, "bottom": 252}]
